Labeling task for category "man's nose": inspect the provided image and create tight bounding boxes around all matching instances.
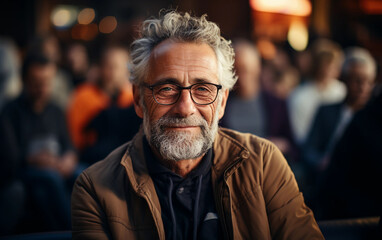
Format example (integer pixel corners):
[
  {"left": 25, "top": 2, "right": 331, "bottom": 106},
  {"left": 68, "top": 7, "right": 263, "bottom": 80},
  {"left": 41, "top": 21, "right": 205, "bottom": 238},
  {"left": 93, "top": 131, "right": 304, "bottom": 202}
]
[{"left": 171, "top": 89, "right": 197, "bottom": 117}]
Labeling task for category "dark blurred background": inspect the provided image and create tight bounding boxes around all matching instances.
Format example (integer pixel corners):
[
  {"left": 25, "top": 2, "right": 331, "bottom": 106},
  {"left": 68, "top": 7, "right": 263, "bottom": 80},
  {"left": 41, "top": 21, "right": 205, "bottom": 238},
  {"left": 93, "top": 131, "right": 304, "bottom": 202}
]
[{"left": 1, "top": 0, "right": 382, "bottom": 66}]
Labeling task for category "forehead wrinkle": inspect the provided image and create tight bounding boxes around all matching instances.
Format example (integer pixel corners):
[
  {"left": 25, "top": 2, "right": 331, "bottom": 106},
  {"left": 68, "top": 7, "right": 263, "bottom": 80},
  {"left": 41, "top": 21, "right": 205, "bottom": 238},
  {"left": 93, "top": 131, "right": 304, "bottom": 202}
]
[{"left": 147, "top": 41, "right": 219, "bottom": 86}]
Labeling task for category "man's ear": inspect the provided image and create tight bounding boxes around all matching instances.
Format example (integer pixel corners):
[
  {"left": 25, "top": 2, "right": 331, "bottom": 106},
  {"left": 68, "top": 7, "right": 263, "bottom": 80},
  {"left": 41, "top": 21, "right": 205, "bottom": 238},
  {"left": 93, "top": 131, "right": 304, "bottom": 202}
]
[
  {"left": 218, "top": 89, "right": 229, "bottom": 120},
  {"left": 133, "top": 84, "right": 143, "bottom": 118}
]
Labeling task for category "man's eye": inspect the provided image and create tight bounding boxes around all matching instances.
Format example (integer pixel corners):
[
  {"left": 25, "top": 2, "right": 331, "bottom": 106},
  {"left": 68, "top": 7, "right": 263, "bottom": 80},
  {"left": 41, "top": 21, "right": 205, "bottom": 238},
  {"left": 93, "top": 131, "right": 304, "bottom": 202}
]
[
  {"left": 194, "top": 85, "right": 212, "bottom": 93},
  {"left": 196, "top": 86, "right": 208, "bottom": 91},
  {"left": 156, "top": 85, "right": 178, "bottom": 96},
  {"left": 159, "top": 87, "right": 174, "bottom": 92}
]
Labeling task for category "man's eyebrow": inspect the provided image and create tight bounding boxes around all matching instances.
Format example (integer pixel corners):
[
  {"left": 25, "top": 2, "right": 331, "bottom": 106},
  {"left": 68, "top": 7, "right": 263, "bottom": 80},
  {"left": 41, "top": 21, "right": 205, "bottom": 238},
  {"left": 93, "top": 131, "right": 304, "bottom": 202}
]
[
  {"left": 153, "top": 78, "right": 180, "bottom": 85},
  {"left": 153, "top": 78, "right": 214, "bottom": 85},
  {"left": 193, "top": 78, "right": 213, "bottom": 84}
]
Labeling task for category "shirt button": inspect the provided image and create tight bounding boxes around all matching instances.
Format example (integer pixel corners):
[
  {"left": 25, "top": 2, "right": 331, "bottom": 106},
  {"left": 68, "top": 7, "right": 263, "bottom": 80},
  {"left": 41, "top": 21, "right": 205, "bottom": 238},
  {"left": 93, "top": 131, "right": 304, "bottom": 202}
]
[{"left": 177, "top": 187, "right": 184, "bottom": 194}]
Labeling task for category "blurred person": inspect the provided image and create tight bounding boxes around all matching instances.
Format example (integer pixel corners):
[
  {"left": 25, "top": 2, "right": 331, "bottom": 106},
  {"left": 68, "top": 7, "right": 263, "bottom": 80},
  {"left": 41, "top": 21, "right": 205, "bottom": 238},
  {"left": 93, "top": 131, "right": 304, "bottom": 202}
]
[
  {"left": 288, "top": 38, "right": 346, "bottom": 145},
  {"left": 303, "top": 47, "right": 376, "bottom": 173},
  {"left": 302, "top": 47, "right": 377, "bottom": 208},
  {"left": 28, "top": 34, "right": 72, "bottom": 109},
  {"left": 64, "top": 42, "right": 89, "bottom": 87},
  {"left": 294, "top": 49, "right": 313, "bottom": 84},
  {"left": 221, "top": 39, "right": 296, "bottom": 160},
  {"left": 0, "top": 53, "right": 80, "bottom": 231},
  {"left": 71, "top": 11, "right": 323, "bottom": 239},
  {"left": 67, "top": 45, "right": 133, "bottom": 154},
  {"left": 0, "top": 37, "right": 22, "bottom": 110},
  {"left": 81, "top": 105, "right": 142, "bottom": 164},
  {"left": 317, "top": 89, "right": 382, "bottom": 220},
  {"left": 262, "top": 63, "right": 300, "bottom": 100}
]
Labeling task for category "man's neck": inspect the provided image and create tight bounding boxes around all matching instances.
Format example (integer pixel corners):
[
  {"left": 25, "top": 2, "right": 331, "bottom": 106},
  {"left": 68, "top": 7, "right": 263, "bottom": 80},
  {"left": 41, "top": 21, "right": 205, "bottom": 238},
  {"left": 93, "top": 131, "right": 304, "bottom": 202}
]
[
  {"left": 164, "top": 158, "right": 204, "bottom": 177},
  {"left": 151, "top": 146, "right": 204, "bottom": 178},
  {"left": 29, "top": 99, "right": 47, "bottom": 114},
  {"left": 345, "top": 97, "right": 365, "bottom": 112}
]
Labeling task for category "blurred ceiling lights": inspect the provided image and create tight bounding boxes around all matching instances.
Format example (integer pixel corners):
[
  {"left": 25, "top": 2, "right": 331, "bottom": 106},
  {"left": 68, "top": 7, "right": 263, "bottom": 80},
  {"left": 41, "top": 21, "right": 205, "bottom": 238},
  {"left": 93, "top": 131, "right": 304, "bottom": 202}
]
[
  {"left": 250, "top": 0, "right": 311, "bottom": 16},
  {"left": 288, "top": 20, "right": 309, "bottom": 51},
  {"left": 99, "top": 16, "right": 118, "bottom": 34},
  {"left": 77, "top": 8, "right": 96, "bottom": 25},
  {"left": 361, "top": 0, "right": 382, "bottom": 14},
  {"left": 51, "top": 5, "right": 78, "bottom": 28},
  {"left": 51, "top": 5, "right": 118, "bottom": 41}
]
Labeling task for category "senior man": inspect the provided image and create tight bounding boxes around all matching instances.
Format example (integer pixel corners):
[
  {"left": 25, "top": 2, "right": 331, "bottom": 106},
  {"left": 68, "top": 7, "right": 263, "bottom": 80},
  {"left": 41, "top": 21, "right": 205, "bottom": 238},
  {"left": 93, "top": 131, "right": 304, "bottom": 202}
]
[{"left": 71, "top": 11, "right": 324, "bottom": 240}]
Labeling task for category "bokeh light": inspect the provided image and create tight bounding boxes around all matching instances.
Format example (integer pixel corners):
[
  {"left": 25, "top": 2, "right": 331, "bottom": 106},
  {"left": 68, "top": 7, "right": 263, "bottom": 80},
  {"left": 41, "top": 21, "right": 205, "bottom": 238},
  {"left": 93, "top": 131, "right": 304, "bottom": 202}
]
[
  {"left": 51, "top": 5, "right": 78, "bottom": 28},
  {"left": 99, "top": 16, "right": 118, "bottom": 34},
  {"left": 78, "top": 8, "right": 95, "bottom": 25},
  {"left": 288, "top": 20, "right": 309, "bottom": 51},
  {"left": 250, "top": 0, "right": 311, "bottom": 16}
]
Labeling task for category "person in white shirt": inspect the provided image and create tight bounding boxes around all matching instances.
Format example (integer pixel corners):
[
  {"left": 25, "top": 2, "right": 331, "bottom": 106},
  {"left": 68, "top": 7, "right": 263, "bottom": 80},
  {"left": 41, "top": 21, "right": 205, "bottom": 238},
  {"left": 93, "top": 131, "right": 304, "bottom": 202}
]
[{"left": 288, "top": 39, "right": 346, "bottom": 145}]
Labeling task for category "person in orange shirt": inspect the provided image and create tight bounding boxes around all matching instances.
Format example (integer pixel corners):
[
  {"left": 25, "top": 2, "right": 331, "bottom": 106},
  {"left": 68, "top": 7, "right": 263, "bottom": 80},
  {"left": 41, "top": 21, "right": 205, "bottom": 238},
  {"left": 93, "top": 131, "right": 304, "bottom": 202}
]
[{"left": 67, "top": 45, "right": 133, "bottom": 151}]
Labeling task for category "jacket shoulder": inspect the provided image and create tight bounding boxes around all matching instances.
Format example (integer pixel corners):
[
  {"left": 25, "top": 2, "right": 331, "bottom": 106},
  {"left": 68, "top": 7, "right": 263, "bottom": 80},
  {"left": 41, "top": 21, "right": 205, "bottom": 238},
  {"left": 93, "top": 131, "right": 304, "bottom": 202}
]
[
  {"left": 80, "top": 142, "right": 130, "bottom": 183},
  {"left": 217, "top": 127, "right": 277, "bottom": 153},
  {"left": 215, "top": 128, "right": 281, "bottom": 174}
]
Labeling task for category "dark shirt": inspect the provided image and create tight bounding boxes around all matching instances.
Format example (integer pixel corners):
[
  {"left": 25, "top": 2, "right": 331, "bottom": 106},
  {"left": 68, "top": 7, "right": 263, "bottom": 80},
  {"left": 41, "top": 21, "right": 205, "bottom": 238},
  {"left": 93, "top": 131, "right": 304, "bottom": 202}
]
[
  {"left": 318, "top": 93, "right": 382, "bottom": 220},
  {"left": 144, "top": 138, "right": 221, "bottom": 240},
  {"left": 0, "top": 94, "right": 73, "bottom": 171}
]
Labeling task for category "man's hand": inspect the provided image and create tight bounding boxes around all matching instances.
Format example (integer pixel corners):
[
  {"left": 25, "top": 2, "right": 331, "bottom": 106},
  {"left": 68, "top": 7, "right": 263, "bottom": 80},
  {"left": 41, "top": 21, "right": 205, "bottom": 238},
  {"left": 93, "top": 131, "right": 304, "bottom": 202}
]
[
  {"left": 57, "top": 151, "right": 78, "bottom": 178},
  {"left": 27, "top": 150, "right": 59, "bottom": 170}
]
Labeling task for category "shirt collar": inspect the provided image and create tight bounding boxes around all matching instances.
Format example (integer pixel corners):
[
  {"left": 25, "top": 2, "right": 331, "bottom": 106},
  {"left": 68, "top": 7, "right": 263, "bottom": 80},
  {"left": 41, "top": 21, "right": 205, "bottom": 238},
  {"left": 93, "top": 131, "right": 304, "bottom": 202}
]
[{"left": 143, "top": 136, "right": 213, "bottom": 180}]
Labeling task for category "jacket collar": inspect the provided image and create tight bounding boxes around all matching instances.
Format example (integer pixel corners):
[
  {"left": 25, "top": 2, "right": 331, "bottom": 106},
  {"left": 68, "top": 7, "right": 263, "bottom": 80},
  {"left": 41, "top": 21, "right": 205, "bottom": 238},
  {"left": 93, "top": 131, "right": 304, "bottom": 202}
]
[
  {"left": 120, "top": 127, "right": 153, "bottom": 194},
  {"left": 121, "top": 127, "right": 251, "bottom": 189},
  {"left": 212, "top": 128, "right": 251, "bottom": 180}
]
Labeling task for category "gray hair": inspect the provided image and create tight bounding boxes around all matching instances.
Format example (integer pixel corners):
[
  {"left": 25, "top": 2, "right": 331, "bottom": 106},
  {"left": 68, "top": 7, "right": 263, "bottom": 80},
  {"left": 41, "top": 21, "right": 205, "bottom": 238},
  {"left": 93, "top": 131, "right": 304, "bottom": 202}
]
[
  {"left": 129, "top": 11, "right": 237, "bottom": 90},
  {"left": 342, "top": 47, "right": 377, "bottom": 80}
]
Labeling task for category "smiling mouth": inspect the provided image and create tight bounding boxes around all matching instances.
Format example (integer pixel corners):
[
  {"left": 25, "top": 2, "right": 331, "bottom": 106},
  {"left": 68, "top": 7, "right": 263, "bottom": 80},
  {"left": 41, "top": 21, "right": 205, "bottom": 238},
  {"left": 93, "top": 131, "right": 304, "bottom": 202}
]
[
  {"left": 164, "top": 125, "right": 201, "bottom": 131},
  {"left": 166, "top": 125, "right": 198, "bottom": 129}
]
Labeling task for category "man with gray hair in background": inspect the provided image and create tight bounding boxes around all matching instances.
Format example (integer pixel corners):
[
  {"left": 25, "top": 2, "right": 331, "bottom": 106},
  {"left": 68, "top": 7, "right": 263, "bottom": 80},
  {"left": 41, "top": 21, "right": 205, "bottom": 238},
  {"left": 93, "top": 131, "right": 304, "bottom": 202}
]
[{"left": 71, "top": 10, "right": 323, "bottom": 240}]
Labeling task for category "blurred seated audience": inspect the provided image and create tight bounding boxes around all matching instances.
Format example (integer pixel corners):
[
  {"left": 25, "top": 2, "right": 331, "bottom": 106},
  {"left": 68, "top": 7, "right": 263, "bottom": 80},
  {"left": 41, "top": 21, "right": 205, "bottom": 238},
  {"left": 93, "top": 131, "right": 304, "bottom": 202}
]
[
  {"left": 302, "top": 47, "right": 377, "bottom": 207},
  {"left": 0, "top": 53, "right": 81, "bottom": 232},
  {"left": 262, "top": 63, "right": 300, "bottom": 100},
  {"left": 28, "top": 34, "right": 72, "bottom": 110},
  {"left": 317, "top": 88, "right": 382, "bottom": 220},
  {"left": 0, "top": 37, "right": 22, "bottom": 110},
  {"left": 220, "top": 39, "right": 296, "bottom": 161},
  {"left": 288, "top": 38, "right": 346, "bottom": 145},
  {"left": 67, "top": 45, "right": 134, "bottom": 157},
  {"left": 293, "top": 49, "right": 313, "bottom": 84},
  {"left": 81, "top": 105, "right": 142, "bottom": 164},
  {"left": 64, "top": 42, "right": 89, "bottom": 87}
]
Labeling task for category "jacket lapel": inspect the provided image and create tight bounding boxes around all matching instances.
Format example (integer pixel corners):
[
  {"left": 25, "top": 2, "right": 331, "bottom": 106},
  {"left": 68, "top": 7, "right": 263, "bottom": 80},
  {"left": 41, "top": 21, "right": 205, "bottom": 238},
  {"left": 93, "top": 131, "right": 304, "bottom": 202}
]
[{"left": 120, "top": 128, "right": 166, "bottom": 239}]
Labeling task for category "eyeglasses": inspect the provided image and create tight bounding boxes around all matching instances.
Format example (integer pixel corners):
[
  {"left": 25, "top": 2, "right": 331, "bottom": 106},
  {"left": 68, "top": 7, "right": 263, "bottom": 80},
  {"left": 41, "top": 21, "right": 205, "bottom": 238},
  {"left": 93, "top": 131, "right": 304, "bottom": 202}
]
[{"left": 144, "top": 82, "right": 222, "bottom": 105}]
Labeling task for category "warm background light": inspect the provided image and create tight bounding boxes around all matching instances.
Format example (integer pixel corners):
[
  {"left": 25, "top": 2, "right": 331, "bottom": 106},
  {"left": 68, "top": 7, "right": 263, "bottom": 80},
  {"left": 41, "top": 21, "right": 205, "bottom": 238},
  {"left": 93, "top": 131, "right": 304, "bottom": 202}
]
[
  {"left": 288, "top": 20, "right": 309, "bottom": 51},
  {"left": 71, "top": 23, "right": 98, "bottom": 41},
  {"left": 51, "top": 5, "right": 78, "bottom": 28},
  {"left": 99, "top": 16, "right": 118, "bottom": 34},
  {"left": 257, "top": 38, "right": 276, "bottom": 59},
  {"left": 78, "top": 8, "right": 95, "bottom": 25},
  {"left": 250, "top": 0, "right": 312, "bottom": 16}
]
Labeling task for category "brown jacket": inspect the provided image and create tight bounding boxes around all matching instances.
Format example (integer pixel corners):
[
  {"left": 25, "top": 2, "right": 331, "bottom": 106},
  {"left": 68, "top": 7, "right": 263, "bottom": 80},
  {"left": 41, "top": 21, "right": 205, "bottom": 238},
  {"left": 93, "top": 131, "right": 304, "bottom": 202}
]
[{"left": 71, "top": 128, "right": 324, "bottom": 239}]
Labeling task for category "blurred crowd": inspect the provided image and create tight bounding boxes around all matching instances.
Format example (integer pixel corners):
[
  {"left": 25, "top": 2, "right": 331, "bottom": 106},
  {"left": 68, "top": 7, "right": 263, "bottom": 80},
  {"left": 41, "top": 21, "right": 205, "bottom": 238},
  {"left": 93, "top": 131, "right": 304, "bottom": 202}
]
[{"left": 0, "top": 32, "right": 381, "bottom": 236}]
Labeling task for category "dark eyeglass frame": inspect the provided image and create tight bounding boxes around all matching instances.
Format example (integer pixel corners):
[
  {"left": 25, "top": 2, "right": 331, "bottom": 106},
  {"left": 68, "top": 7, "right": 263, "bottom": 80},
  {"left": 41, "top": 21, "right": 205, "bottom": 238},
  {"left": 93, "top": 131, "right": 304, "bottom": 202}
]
[{"left": 143, "top": 82, "right": 223, "bottom": 105}]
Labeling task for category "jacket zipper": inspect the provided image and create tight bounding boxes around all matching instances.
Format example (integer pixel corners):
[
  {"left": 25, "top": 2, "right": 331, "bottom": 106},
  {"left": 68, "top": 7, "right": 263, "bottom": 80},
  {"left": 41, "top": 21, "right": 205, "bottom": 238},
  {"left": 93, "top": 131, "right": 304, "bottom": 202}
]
[{"left": 218, "top": 154, "right": 246, "bottom": 240}]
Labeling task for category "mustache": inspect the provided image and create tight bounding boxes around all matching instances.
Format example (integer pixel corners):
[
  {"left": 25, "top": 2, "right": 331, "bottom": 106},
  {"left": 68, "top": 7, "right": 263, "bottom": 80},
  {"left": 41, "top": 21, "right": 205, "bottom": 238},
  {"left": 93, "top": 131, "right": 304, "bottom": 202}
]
[{"left": 155, "top": 115, "right": 208, "bottom": 130}]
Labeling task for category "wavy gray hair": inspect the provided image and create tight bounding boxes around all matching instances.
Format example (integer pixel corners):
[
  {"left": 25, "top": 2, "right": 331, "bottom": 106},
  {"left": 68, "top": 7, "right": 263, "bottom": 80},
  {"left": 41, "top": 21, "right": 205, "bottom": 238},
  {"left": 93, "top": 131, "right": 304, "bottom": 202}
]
[{"left": 129, "top": 11, "right": 237, "bottom": 90}]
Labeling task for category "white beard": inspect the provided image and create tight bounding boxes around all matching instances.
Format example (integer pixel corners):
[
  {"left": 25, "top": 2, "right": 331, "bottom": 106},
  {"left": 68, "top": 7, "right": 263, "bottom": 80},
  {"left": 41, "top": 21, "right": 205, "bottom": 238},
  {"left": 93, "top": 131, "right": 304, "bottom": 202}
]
[{"left": 143, "top": 101, "right": 221, "bottom": 161}]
